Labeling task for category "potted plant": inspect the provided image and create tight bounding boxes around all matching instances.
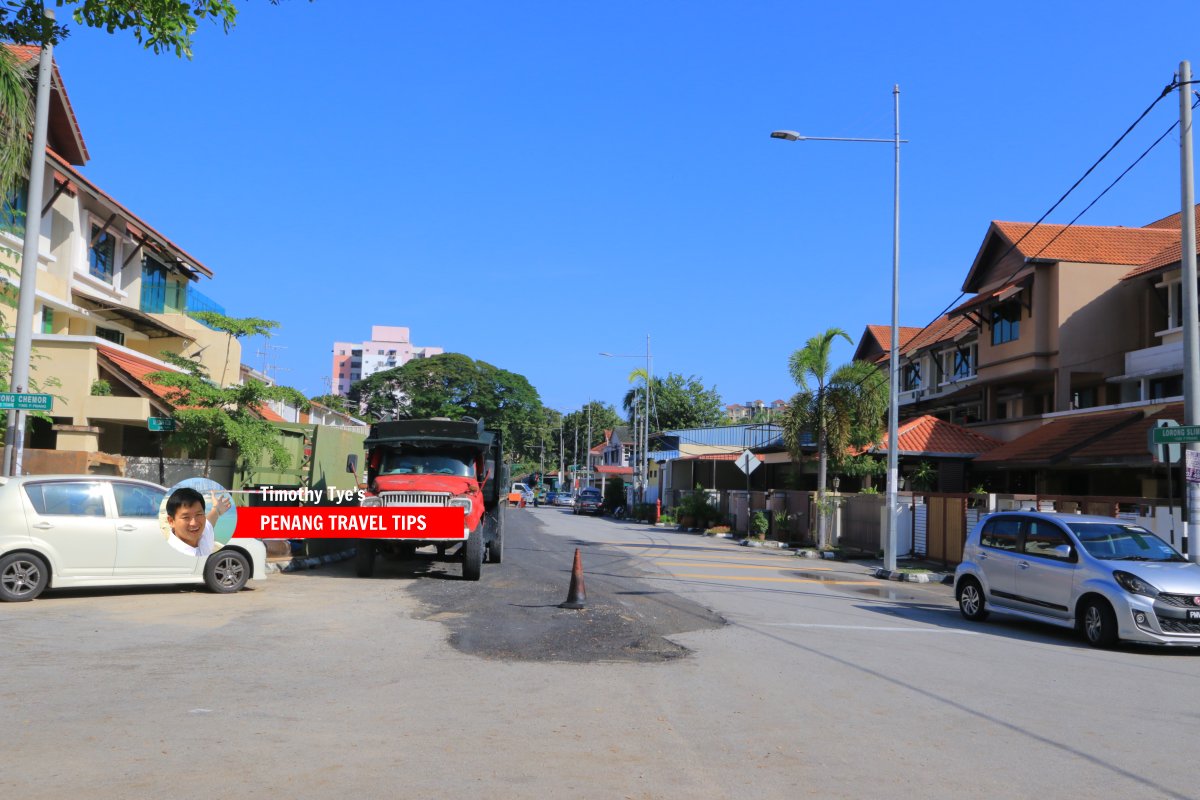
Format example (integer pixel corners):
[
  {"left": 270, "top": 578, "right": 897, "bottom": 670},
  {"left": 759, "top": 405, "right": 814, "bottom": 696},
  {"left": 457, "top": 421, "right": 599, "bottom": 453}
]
[{"left": 750, "top": 511, "right": 769, "bottom": 540}]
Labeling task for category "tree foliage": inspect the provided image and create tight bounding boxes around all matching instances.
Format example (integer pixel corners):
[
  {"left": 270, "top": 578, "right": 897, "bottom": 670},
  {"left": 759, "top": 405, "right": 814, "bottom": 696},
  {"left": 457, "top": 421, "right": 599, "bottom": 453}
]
[
  {"left": 781, "top": 328, "right": 887, "bottom": 548},
  {"left": 147, "top": 322, "right": 306, "bottom": 477},
  {"left": 559, "top": 401, "right": 621, "bottom": 473},
  {"left": 622, "top": 372, "right": 722, "bottom": 433},
  {"left": 0, "top": 0, "right": 297, "bottom": 58},
  {"left": 348, "top": 353, "right": 547, "bottom": 462}
]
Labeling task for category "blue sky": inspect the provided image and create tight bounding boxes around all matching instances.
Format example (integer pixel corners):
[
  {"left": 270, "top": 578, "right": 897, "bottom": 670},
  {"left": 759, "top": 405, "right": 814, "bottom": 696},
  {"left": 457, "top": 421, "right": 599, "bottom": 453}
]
[{"left": 50, "top": 0, "right": 1200, "bottom": 416}]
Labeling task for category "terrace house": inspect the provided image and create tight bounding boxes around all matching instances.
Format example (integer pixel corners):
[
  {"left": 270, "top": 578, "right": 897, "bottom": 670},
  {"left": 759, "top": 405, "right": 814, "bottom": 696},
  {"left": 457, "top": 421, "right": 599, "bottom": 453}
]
[{"left": 1, "top": 45, "right": 238, "bottom": 462}]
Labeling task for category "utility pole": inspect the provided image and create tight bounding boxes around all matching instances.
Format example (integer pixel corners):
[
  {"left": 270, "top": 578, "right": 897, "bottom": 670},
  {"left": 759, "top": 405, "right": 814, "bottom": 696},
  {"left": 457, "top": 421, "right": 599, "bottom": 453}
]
[
  {"left": 586, "top": 401, "right": 593, "bottom": 490},
  {"left": 573, "top": 414, "right": 580, "bottom": 492},
  {"left": 559, "top": 416, "right": 565, "bottom": 490},
  {"left": 4, "top": 12, "right": 54, "bottom": 477},
  {"left": 644, "top": 334, "right": 652, "bottom": 505},
  {"left": 1179, "top": 61, "right": 1200, "bottom": 562}
]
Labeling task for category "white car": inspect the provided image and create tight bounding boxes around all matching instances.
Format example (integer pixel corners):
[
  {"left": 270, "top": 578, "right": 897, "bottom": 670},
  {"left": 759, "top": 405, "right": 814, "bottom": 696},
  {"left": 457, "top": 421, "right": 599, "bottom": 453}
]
[{"left": 0, "top": 474, "right": 267, "bottom": 602}]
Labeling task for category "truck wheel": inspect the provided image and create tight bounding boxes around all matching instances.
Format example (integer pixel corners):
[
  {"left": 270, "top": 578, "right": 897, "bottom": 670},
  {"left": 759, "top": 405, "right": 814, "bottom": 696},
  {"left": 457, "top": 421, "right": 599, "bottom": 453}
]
[
  {"left": 487, "top": 514, "right": 503, "bottom": 564},
  {"left": 462, "top": 529, "right": 483, "bottom": 581},
  {"left": 355, "top": 542, "right": 376, "bottom": 578}
]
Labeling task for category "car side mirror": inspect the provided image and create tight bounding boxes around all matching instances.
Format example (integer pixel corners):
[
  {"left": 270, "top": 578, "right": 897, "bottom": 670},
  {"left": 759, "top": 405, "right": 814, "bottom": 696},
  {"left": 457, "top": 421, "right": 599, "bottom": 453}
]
[{"left": 1054, "top": 544, "right": 1074, "bottom": 561}]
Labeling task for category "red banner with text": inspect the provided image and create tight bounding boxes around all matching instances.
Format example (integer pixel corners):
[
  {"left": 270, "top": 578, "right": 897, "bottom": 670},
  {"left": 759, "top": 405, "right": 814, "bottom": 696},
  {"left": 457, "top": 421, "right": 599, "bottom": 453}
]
[{"left": 234, "top": 507, "right": 467, "bottom": 540}]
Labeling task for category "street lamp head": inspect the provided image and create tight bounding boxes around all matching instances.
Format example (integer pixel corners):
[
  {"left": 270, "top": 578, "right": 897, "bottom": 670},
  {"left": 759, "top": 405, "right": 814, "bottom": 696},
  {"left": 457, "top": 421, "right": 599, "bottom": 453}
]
[{"left": 770, "top": 130, "right": 804, "bottom": 142}]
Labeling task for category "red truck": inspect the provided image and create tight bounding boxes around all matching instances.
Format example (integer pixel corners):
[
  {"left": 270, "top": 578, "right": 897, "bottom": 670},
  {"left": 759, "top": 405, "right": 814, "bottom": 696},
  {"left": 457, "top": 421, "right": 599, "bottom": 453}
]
[{"left": 353, "top": 417, "right": 504, "bottom": 581}]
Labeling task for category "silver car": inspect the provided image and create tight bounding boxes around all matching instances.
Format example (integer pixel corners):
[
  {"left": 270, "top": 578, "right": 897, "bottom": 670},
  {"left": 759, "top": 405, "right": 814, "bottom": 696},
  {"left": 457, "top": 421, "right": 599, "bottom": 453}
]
[
  {"left": 955, "top": 510, "right": 1200, "bottom": 647},
  {"left": 0, "top": 474, "right": 267, "bottom": 602}
]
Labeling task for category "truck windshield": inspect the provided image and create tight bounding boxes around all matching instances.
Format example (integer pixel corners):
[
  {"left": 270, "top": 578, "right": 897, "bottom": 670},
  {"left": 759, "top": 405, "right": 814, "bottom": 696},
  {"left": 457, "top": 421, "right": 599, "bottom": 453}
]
[{"left": 380, "top": 451, "right": 474, "bottom": 477}]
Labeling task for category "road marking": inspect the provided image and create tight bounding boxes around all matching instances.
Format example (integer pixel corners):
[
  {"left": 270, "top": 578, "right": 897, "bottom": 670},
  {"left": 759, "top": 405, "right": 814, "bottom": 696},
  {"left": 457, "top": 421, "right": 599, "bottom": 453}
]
[
  {"left": 760, "top": 623, "right": 978, "bottom": 635},
  {"left": 654, "top": 561, "right": 827, "bottom": 571},
  {"left": 667, "top": 573, "right": 871, "bottom": 585}
]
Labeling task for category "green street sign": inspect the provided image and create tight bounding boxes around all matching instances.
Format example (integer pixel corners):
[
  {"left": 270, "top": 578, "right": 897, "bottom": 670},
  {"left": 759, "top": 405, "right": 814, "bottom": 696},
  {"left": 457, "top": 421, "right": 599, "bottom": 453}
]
[
  {"left": 0, "top": 392, "right": 52, "bottom": 411},
  {"left": 1153, "top": 425, "right": 1200, "bottom": 444},
  {"left": 147, "top": 417, "right": 177, "bottom": 432}
]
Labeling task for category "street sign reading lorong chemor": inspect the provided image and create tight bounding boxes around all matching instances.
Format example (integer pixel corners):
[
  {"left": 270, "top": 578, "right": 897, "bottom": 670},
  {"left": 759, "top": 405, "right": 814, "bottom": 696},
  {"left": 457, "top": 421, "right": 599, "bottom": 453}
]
[
  {"left": 0, "top": 392, "right": 52, "bottom": 411},
  {"left": 1153, "top": 425, "right": 1200, "bottom": 444}
]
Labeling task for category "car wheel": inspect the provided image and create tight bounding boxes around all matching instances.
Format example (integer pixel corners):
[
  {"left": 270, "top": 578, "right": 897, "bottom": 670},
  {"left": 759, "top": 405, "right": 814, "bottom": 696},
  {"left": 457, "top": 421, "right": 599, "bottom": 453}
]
[
  {"left": 355, "top": 542, "right": 376, "bottom": 577},
  {"left": 0, "top": 552, "right": 49, "bottom": 602},
  {"left": 204, "top": 549, "right": 250, "bottom": 593},
  {"left": 957, "top": 577, "right": 989, "bottom": 621},
  {"left": 462, "top": 529, "right": 483, "bottom": 581},
  {"left": 1082, "top": 598, "right": 1118, "bottom": 648}
]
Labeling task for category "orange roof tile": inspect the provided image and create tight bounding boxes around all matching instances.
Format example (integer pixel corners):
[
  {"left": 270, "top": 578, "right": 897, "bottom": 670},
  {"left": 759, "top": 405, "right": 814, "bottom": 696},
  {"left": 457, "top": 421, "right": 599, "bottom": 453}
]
[
  {"left": 866, "top": 324, "right": 922, "bottom": 354},
  {"left": 675, "top": 452, "right": 763, "bottom": 462},
  {"left": 902, "top": 314, "right": 975, "bottom": 354},
  {"left": 973, "top": 408, "right": 1143, "bottom": 465},
  {"left": 97, "top": 345, "right": 180, "bottom": 404},
  {"left": 1142, "top": 206, "right": 1200, "bottom": 230},
  {"left": 254, "top": 404, "right": 287, "bottom": 423},
  {"left": 1071, "top": 404, "right": 1184, "bottom": 462},
  {"left": 866, "top": 415, "right": 1000, "bottom": 457},
  {"left": 992, "top": 220, "right": 1176, "bottom": 267}
]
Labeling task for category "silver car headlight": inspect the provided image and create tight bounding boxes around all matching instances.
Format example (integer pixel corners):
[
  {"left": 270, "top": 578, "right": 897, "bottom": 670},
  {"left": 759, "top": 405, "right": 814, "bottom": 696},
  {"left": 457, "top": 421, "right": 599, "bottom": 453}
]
[
  {"left": 361, "top": 495, "right": 382, "bottom": 508},
  {"left": 1113, "top": 570, "right": 1159, "bottom": 598},
  {"left": 449, "top": 496, "right": 473, "bottom": 517}
]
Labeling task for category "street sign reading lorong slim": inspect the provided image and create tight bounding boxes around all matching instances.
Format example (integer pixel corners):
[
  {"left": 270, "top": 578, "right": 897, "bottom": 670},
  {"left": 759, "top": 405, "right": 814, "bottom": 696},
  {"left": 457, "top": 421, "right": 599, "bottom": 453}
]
[
  {"left": 1153, "top": 425, "right": 1200, "bottom": 444},
  {"left": 0, "top": 392, "right": 52, "bottom": 411}
]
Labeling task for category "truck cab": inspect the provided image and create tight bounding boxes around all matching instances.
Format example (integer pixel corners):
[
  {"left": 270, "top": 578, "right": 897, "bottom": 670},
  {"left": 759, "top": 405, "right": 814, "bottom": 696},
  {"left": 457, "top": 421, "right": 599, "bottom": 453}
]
[{"left": 355, "top": 417, "right": 503, "bottom": 580}]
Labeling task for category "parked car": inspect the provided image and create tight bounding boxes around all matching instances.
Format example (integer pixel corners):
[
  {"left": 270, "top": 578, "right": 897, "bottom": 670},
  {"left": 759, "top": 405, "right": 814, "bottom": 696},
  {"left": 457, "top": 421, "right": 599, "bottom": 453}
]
[
  {"left": 554, "top": 491, "right": 575, "bottom": 508},
  {"left": 0, "top": 475, "right": 267, "bottom": 602},
  {"left": 954, "top": 510, "right": 1200, "bottom": 647},
  {"left": 573, "top": 489, "right": 604, "bottom": 516}
]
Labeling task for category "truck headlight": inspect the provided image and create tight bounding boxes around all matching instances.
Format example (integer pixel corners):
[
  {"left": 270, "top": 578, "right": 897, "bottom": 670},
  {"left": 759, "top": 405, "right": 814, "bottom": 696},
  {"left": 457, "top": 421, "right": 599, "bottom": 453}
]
[
  {"left": 361, "top": 495, "right": 382, "bottom": 508},
  {"left": 449, "top": 497, "right": 473, "bottom": 517},
  {"left": 1113, "top": 570, "right": 1159, "bottom": 598}
]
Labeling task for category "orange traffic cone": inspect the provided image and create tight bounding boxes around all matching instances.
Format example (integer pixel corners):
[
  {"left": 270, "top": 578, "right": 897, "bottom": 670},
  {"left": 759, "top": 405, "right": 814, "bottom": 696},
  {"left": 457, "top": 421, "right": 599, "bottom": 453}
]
[{"left": 559, "top": 548, "right": 587, "bottom": 609}]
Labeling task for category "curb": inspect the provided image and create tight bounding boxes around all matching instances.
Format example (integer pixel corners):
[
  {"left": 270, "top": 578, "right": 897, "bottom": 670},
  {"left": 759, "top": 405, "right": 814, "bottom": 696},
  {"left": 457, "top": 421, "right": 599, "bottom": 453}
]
[
  {"left": 873, "top": 568, "right": 953, "bottom": 584},
  {"left": 267, "top": 547, "right": 357, "bottom": 574}
]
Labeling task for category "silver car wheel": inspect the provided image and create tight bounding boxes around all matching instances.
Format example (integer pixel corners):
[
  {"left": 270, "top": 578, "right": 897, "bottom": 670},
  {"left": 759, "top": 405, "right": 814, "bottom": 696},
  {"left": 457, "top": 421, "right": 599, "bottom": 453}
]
[
  {"left": 213, "top": 556, "right": 244, "bottom": 589},
  {"left": 1084, "top": 606, "right": 1103, "bottom": 642},
  {"left": 961, "top": 585, "right": 981, "bottom": 616},
  {"left": 2, "top": 558, "right": 41, "bottom": 597}
]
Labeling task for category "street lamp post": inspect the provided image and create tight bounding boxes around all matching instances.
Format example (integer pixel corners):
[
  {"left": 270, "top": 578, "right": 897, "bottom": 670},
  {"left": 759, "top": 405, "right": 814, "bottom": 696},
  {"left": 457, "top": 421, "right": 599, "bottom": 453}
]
[
  {"left": 771, "top": 85, "right": 905, "bottom": 572},
  {"left": 601, "top": 335, "right": 653, "bottom": 505}
]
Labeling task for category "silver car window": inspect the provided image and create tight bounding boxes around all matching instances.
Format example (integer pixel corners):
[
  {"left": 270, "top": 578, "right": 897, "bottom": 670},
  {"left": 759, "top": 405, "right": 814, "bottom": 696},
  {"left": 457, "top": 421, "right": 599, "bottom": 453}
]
[
  {"left": 25, "top": 481, "right": 107, "bottom": 517},
  {"left": 112, "top": 483, "right": 166, "bottom": 518},
  {"left": 1022, "top": 521, "right": 1072, "bottom": 560},
  {"left": 980, "top": 517, "right": 1020, "bottom": 551}
]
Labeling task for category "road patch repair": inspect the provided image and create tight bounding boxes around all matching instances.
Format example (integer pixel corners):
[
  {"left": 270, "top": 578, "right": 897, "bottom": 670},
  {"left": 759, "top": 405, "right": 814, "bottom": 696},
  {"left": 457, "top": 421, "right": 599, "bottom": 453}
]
[{"left": 405, "top": 513, "right": 725, "bottom": 664}]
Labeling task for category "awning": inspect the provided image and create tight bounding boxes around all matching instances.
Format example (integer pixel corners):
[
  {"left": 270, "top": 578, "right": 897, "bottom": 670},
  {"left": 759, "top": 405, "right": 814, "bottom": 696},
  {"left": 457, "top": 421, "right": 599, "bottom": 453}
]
[{"left": 72, "top": 288, "right": 194, "bottom": 340}]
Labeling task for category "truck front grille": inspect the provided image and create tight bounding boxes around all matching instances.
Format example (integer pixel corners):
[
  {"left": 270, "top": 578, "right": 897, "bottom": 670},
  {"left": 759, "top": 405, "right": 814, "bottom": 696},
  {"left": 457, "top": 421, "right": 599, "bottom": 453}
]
[{"left": 379, "top": 491, "right": 451, "bottom": 507}]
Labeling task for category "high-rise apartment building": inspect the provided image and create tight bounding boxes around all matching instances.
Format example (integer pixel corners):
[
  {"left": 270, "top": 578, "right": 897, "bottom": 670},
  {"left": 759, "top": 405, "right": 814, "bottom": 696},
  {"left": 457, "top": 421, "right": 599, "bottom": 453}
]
[{"left": 331, "top": 326, "right": 444, "bottom": 395}]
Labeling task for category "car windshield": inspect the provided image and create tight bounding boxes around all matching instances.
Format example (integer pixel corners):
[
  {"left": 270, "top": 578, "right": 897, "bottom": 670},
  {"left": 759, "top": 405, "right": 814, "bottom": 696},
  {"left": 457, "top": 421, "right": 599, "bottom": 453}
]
[
  {"left": 380, "top": 450, "right": 474, "bottom": 477},
  {"left": 1068, "top": 521, "right": 1186, "bottom": 562},
  {"left": 580, "top": 491, "right": 601, "bottom": 499}
]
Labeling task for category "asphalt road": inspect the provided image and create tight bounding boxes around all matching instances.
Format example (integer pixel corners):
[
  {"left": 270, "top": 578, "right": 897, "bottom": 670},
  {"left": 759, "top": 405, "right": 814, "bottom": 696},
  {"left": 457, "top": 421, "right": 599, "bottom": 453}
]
[{"left": 5, "top": 506, "right": 1200, "bottom": 799}]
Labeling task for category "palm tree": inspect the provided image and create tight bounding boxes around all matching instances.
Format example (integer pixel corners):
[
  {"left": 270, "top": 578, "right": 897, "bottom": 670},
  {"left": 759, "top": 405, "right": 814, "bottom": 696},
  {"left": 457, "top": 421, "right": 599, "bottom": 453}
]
[
  {"left": 782, "top": 327, "right": 888, "bottom": 549},
  {"left": 0, "top": 44, "right": 32, "bottom": 211}
]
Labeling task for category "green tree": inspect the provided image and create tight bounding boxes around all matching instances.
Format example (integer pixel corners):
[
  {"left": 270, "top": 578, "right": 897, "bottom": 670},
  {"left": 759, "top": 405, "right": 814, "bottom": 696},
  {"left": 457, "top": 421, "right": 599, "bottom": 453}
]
[
  {"left": 309, "top": 392, "right": 353, "bottom": 414},
  {"left": 0, "top": 1, "right": 298, "bottom": 58},
  {"left": 560, "top": 401, "right": 621, "bottom": 477},
  {"left": 781, "top": 327, "right": 887, "bottom": 548},
  {"left": 188, "top": 310, "right": 277, "bottom": 386},
  {"left": 622, "top": 372, "right": 722, "bottom": 432},
  {"left": 349, "top": 353, "right": 546, "bottom": 463},
  {"left": 0, "top": 44, "right": 31, "bottom": 208},
  {"left": 148, "top": 350, "right": 307, "bottom": 477}
]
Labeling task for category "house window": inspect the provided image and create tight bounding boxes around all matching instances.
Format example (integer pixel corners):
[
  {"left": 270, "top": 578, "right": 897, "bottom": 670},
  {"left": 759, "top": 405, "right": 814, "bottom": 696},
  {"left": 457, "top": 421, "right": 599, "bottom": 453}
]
[
  {"left": 1150, "top": 375, "right": 1183, "bottom": 400},
  {"left": 947, "top": 346, "right": 975, "bottom": 380},
  {"left": 96, "top": 326, "right": 125, "bottom": 346},
  {"left": 40, "top": 306, "right": 53, "bottom": 334},
  {"left": 902, "top": 363, "right": 921, "bottom": 391},
  {"left": 1, "top": 181, "right": 26, "bottom": 234},
  {"left": 140, "top": 257, "right": 167, "bottom": 313},
  {"left": 991, "top": 301, "right": 1021, "bottom": 345},
  {"left": 89, "top": 225, "right": 117, "bottom": 283}
]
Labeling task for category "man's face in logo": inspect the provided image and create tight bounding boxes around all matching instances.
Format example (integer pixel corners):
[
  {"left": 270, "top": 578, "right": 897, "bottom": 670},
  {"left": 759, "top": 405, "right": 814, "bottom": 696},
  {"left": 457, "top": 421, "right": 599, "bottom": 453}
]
[{"left": 168, "top": 501, "right": 206, "bottom": 547}]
